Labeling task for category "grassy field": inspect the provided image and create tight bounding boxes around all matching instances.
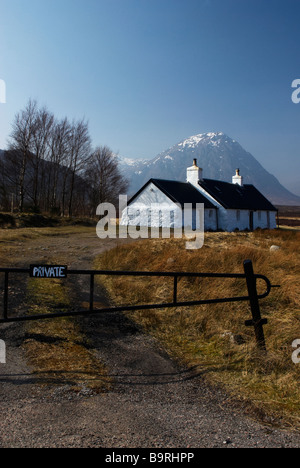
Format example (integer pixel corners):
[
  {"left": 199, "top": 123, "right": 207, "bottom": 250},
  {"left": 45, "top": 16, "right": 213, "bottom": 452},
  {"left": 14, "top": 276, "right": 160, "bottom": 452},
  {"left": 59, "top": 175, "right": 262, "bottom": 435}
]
[
  {"left": 24, "top": 278, "right": 111, "bottom": 392},
  {"left": 95, "top": 229, "right": 300, "bottom": 428}
]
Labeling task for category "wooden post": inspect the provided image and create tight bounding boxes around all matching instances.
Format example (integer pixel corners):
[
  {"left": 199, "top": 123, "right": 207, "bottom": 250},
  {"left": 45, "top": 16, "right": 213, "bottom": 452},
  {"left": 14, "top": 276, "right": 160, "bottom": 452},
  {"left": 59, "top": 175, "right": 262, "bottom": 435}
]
[{"left": 244, "top": 260, "right": 267, "bottom": 351}]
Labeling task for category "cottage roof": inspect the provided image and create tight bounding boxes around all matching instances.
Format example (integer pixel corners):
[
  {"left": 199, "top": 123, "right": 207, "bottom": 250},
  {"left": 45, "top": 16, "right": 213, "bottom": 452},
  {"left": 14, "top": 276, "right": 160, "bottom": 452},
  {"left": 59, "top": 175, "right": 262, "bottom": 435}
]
[
  {"left": 199, "top": 179, "right": 277, "bottom": 211},
  {"left": 128, "top": 179, "right": 216, "bottom": 209}
]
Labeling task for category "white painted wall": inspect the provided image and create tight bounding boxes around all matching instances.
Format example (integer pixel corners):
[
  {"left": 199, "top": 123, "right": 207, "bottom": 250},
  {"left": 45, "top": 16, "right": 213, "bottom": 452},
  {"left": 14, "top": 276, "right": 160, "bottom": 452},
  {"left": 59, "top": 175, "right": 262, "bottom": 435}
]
[
  {"left": 270, "top": 212, "right": 277, "bottom": 229},
  {"left": 217, "top": 209, "right": 277, "bottom": 231},
  {"left": 120, "top": 182, "right": 183, "bottom": 229},
  {"left": 120, "top": 182, "right": 217, "bottom": 231},
  {"left": 253, "top": 211, "right": 277, "bottom": 230},
  {"left": 205, "top": 208, "right": 218, "bottom": 231},
  {"left": 223, "top": 209, "right": 249, "bottom": 231}
]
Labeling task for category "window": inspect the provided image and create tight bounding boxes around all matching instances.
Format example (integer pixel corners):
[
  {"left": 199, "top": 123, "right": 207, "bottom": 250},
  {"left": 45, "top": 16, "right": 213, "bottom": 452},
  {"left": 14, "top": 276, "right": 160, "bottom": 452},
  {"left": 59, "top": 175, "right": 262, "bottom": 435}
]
[
  {"left": 209, "top": 210, "right": 213, "bottom": 218},
  {"left": 258, "top": 211, "right": 262, "bottom": 221},
  {"left": 236, "top": 210, "right": 241, "bottom": 221}
]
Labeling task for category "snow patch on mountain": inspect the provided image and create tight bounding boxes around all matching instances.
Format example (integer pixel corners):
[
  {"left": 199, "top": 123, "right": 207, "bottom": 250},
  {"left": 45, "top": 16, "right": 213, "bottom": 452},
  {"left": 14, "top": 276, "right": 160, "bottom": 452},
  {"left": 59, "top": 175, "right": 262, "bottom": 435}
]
[{"left": 118, "top": 133, "right": 300, "bottom": 205}]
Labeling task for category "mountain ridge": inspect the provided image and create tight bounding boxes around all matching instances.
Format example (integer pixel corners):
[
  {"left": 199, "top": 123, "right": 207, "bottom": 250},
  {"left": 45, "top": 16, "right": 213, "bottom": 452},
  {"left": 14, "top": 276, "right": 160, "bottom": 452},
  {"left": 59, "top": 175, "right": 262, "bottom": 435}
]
[{"left": 119, "top": 132, "right": 300, "bottom": 206}]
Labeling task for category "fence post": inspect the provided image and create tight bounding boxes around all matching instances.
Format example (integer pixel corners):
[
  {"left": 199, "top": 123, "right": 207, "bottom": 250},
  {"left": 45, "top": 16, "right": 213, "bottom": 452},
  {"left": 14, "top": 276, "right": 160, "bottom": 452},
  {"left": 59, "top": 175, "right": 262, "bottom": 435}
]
[{"left": 243, "top": 260, "right": 267, "bottom": 351}]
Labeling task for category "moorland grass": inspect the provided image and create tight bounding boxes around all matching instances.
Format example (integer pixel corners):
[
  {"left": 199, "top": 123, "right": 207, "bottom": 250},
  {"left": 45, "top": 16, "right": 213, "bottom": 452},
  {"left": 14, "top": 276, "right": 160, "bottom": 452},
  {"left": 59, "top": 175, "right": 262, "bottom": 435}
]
[{"left": 94, "top": 229, "right": 300, "bottom": 428}]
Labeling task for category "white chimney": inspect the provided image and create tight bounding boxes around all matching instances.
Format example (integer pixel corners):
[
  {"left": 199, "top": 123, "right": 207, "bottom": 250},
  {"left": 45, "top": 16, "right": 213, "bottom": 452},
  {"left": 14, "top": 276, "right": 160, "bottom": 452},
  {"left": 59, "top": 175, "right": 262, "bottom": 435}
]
[
  {"left": 187, "top": 159, "right": 203, "bottom": 186},
  {"left": 232, "top": 168, "right": 243, "bottom": 186}
]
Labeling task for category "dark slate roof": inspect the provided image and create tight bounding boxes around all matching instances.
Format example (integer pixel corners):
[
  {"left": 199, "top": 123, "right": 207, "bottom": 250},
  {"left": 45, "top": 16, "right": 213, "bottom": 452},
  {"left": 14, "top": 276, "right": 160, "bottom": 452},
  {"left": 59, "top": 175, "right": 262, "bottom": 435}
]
[
  {"left": 199, "top": 179, "right": 277, "bottom": 211},
  {"left": 128, "top": 179, "right": 217, "bottom": 209}
]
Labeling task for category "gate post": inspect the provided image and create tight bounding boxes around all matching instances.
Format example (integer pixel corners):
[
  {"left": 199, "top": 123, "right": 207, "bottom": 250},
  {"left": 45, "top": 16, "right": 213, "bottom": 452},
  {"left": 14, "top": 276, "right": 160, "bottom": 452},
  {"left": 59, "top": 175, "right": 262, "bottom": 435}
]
[
  {"left": 244, "top": 260, "right": 267, "bottom": 352},
  {"left": 4, "top": 271, "right": 9, "bottom": 321},
  {"left": 90, "top": 273, "right": 95, "bottom": 312}
]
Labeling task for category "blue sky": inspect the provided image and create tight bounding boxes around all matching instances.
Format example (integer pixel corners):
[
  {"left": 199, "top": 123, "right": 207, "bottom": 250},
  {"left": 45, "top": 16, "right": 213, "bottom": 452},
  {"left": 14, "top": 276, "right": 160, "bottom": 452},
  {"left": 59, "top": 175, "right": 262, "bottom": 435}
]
[{"left": 1, "top": 0, "right": 300, "bottom": 194}]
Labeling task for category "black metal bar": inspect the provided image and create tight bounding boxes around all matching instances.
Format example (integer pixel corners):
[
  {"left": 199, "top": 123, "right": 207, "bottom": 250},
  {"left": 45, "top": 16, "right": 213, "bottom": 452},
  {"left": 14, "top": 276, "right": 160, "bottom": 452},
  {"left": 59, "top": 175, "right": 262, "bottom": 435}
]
[
  {"left": 245, "top": 318, "right": 268, "bottom": 327},
  {"left": 0, "top": 268, "right": 29, "bottom": 274},
  {"left": 3, "top": 271, "right": 9, "bottom": 320},
  {"left": 173, "top": 276, "right": 178, "bottom": 304},
  {"left": 243, "top": 260, "right": 267, "bottom": 351},
  {"left": 0, "top": 292, "right": 256, "bottom": 322},
  {"left": 66, "top": 270, "right": 273, "bottom": 301},
  {"left": 90, "top": 273, "right": 95, "bottom": 312},
  {"left": 0, "top": 294, "right": 254, "bottom": 324},
  {"left": 68, "top": 269, "right": 249, "bottom": 279}
]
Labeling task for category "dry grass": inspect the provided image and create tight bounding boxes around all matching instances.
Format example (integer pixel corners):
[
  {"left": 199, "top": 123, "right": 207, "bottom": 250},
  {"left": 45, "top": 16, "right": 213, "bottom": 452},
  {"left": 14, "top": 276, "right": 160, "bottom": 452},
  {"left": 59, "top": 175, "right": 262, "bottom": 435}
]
[
  {"left": 23, "top": 277, "right": 111, "bottom": 392},
  {"left": 95, "top": 229, "right": 300, "bottom": 428}
]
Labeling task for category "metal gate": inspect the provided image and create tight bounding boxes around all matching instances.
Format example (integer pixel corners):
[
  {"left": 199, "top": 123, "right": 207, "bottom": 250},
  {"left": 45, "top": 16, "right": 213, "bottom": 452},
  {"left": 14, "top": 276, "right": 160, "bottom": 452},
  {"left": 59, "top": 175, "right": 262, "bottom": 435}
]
[{"left": 0, "top": 259, "right": 279, "bottom": 351}]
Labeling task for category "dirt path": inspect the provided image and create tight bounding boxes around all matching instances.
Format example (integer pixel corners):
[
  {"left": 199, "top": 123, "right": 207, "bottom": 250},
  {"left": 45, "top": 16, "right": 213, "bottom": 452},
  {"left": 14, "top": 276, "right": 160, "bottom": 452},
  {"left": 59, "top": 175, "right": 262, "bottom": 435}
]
[{"left": 0, "top": 228, "right": 299, "bottom": 448}]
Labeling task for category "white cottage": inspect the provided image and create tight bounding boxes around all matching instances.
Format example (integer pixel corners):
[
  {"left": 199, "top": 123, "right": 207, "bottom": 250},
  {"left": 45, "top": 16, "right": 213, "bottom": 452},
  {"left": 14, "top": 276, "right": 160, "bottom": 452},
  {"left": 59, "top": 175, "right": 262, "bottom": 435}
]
[{"left": 121, "top": 160, "right": 278, "bottom": 232}]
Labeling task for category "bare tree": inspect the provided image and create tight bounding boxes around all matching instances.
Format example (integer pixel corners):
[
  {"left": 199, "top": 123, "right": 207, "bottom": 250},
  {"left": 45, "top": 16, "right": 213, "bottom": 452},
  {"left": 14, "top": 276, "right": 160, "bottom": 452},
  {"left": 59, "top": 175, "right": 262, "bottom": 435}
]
[
  {"left": 67, "top": 119, "right": 91, "bottom": 217},
  {"left": 0, "top": 150, "right": 23, "bottom": 211},
  {"left": 85, "top": 146, "right": 128, "bottom": 214},
  {"left": 46, "top": 117, "right": 72, "bottom": 213},
  {"left": 8, "top": 99, "right": 38, "bottom": 211},
  {"left": 30, "top": 106, "right": 54, "bottom": 207},
  {"left": 6, "top": 100, "right": 124, "bottom": 218}
]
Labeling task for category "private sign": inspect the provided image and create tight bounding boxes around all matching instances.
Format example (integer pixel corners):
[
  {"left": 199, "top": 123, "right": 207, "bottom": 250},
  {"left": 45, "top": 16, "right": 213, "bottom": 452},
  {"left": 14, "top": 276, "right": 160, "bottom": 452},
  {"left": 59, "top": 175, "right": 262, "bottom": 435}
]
[{"left": 30, "top": 265, "right": 68, "bottom": 279}]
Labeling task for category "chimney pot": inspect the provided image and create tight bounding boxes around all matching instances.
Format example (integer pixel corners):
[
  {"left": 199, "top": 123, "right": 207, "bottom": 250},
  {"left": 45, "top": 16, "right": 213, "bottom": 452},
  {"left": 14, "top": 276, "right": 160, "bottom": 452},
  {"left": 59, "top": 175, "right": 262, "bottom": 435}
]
[
  {"left": 232, "top": 168, "right": 243, "bottom": 186},
  {"left": 187, "top": 159, "right": 203, "bottom": 185}
]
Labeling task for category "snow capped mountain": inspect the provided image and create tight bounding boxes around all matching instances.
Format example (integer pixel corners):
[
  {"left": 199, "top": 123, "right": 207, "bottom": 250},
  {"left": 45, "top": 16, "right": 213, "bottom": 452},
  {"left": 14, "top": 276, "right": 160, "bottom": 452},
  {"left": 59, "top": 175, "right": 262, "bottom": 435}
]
[
  {"left": 177, "top": 132, "right": 231, "bottom": 149},
  {"left": 118, "top": 157, "right": 145, "bottom": 167},
  {"left": 119, "top": 132, "right": 300, "bottom": 205}
]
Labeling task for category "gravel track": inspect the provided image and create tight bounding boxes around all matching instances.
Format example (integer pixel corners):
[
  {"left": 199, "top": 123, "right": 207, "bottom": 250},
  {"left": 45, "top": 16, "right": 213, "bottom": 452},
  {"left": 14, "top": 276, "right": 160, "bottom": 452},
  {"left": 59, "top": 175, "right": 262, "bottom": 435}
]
[{"left": 0, "top": 231, "right": 299, "bottom": 448}]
